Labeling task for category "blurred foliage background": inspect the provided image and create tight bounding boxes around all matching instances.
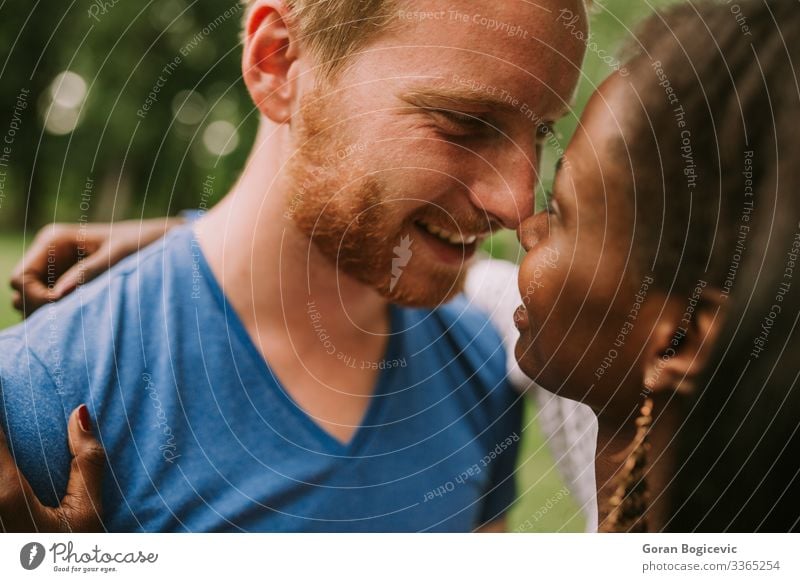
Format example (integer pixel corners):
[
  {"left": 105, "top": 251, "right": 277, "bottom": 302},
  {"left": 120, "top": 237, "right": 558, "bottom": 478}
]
[
  {"left": 0, "top": 0, "right": 677, "bottom": 531},
  {"left": 0, "top": 0, "right": 254, "bottom": 234}
]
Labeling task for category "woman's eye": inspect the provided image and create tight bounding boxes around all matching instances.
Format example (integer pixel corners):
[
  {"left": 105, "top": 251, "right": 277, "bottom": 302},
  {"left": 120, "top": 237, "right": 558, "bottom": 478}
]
[
  {"left": 426, "top": 109, "right": 488, "bottom": 136},
  {"left": 536, "top": 189, "right": 555, "bottom": 214},
  {"left": 536, "top": 123, "right": 553, "bottom": 144},
  {"left": 546, "top": 198, "right": 559, "bottom": 216},
  {"left": 542, "top": 190, "right": 558, "bottom": 215}
]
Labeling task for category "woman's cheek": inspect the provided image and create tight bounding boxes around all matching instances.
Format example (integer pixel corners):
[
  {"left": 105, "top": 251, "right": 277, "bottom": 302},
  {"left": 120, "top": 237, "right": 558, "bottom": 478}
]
[{"left": 518, "top": 243, "right": 565, "bottom": 311}]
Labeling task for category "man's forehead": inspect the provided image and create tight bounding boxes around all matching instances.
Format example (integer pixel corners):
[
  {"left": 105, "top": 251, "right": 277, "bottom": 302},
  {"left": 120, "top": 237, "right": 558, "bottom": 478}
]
[
  {"left": 387, "top": 0, "right": 586, "bottom": 50},
  {"left": 372, "top": 1, "right": 586, "bottom": 107}
]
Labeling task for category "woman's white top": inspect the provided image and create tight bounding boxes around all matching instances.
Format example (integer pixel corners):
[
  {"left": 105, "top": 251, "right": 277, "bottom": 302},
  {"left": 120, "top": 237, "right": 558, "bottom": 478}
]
[{"left": 465, "top": 258, "right": 599, "bottom": 532}]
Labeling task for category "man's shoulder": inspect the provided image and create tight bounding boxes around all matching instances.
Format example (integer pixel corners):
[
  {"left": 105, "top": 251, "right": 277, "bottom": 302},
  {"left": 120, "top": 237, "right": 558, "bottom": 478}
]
[
  {"left": 0, "top": 331, "right": 57, "bottom": 389},
  {"left": 426, "top": 292, "right": 522, "bottom": 445},
  {"left": 400, "top": 292, "right": 509, "bottom": 385},
  {"left": 0, "top": 225, "right": 199, "bottom": 411},
  {"left": 0, "top": 332, "right": 70, "bottom": 507},
  {"left": 0, "top": 226, "right": 197, "bottom": 507},
  {"left": 434, "top": 293, "right": 505, "bottom": 349},
  {"left": 5, "top": 226, "right": 194, "bottom": 352},
  {"left": 63, "top": 223, "right": 196, "bottom": 306},
  {"left": 437, "top": 259, "right": 518, "bottom": 363}
]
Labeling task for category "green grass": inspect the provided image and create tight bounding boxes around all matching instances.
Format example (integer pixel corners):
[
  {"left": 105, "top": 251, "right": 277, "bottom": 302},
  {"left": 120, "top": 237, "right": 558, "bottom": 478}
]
[
  {"left": 0, "top": 234, "right": 23, "bottom": 330},
  {"left": 509, "top": 401, "right": 585, "bottom": 532}
]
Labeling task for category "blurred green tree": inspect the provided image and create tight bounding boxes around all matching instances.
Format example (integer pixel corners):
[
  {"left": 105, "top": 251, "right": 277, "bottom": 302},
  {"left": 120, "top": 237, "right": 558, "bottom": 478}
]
[{"left": 0, "top": 0, "right": 256, "bottom": 231}]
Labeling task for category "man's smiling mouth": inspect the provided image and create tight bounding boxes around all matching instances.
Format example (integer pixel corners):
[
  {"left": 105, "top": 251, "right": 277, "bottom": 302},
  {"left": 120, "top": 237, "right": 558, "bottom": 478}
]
[
  {"left": 412, "top": 218, "right": 494, "bottom": 266},
  {"left": 415, "top": 218, "right": 490, "bottom": 245}
]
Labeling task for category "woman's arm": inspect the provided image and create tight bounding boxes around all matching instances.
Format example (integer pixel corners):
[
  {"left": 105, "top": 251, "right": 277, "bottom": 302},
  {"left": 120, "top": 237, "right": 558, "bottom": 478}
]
[{"left": 10, "top": 217, "right": 184, "bottom": 316}]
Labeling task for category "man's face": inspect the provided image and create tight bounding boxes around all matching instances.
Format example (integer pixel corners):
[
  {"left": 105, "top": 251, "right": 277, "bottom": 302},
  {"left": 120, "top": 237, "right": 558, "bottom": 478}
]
[{"left": 287, "top": 0, "right": 586, "bottom": 307}]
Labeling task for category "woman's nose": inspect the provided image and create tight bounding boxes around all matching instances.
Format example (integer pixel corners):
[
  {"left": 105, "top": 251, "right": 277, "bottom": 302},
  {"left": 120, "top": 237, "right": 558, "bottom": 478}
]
[{"left": 517, "top": 211, "right": 550, "bottom": 251}]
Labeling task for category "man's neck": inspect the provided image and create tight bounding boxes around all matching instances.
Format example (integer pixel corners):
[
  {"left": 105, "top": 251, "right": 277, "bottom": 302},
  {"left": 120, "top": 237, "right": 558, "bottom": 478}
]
[{"left": 194, "top": 121, "right": 390, "bottom": 362}]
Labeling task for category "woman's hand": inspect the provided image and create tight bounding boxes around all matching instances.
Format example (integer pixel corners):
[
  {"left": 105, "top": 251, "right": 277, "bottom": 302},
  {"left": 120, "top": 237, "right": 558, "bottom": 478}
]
[
  {"left": 0, "top": 405, "right": 106, "bottom": 532},
  {"left": 10, "top": 218, "right": 183, "bottom": 316}
]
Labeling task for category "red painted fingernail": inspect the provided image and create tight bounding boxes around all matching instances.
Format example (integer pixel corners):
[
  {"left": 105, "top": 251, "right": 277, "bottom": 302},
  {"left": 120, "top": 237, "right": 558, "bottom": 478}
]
[{"left": 78, "top": 405, "right": 92, "bottom": 433}]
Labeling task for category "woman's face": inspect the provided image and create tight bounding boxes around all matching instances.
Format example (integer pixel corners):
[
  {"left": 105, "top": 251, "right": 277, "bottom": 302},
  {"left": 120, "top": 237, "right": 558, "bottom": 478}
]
[{"left": 515, "top": 73, "right": 663, "bottom": 413}]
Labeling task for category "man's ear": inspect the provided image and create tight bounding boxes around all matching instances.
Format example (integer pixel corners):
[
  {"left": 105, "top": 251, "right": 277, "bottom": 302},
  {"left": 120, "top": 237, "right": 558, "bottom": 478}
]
[
  {"left": 242, "top": 1, "right": 299, "bottom": 124},
  {"left": 643, "top": 287, "right": 727, "bottom": 396}
]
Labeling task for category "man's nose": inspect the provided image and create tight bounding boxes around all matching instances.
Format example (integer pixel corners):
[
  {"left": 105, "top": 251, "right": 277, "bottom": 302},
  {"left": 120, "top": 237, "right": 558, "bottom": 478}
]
[{"left": 467, "top": 147, "right": 538, "bottom": 230}]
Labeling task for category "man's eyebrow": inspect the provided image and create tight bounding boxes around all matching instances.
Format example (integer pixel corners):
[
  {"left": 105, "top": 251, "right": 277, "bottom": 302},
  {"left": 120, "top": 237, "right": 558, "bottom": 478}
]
[
  {"left": 401, "top": 87, "right": 575, "bottom": 127},
  {"left": 555, "top": 156, "right": 565, "bottom": 172},
  {"left": 399, "top": 87, "right": 519, "bottom": 114}
]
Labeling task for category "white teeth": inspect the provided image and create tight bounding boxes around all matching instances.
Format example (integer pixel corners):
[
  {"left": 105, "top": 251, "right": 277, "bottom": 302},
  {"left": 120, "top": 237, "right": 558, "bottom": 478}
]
[{"left": 419, "top": 220, "right": 481, "bottom": 245}]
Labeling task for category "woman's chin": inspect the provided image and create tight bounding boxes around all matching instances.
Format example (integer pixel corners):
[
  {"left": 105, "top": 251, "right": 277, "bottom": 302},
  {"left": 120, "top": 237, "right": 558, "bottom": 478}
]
[
  {"left": 514, "top": 336, "right": 545, "bottom": 382},
  {"left": 514, "top": 339, "right": 583, "bottom": 401}
]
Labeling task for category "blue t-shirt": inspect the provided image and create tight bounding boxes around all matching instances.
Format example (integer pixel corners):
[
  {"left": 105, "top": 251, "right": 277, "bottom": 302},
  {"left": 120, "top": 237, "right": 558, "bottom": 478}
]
[{"left": 0, "top": 226, "right": 522, "bottom": 532}]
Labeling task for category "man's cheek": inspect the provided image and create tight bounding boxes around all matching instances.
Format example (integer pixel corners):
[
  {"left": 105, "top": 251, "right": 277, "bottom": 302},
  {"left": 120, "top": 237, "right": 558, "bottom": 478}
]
[
  {"left": 400, "top": 157, "right": 461, "bottom": 186},
  {"left": 393, "top": 139, "right": 473, "bottom": 180}
]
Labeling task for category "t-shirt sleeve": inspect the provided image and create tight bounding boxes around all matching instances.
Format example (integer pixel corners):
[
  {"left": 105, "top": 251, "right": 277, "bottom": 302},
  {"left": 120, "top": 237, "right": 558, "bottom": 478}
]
[
  {"left": 478, "top": 379, "right": 523, "bottom": 527},
  {"left": 0, "top": 335, "right": 71, "bottom": 507}
]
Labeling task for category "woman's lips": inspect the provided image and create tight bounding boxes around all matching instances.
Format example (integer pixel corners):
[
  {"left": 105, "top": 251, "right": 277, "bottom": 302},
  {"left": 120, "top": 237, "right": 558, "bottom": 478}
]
[{"left": 514, "top": 304, "right": 530, "bottom": 332}]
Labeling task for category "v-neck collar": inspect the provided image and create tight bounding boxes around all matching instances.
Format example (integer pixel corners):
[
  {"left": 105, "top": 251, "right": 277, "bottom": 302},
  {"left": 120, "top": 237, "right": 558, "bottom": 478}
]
[{"left": 192, "top": 227, "right": 403, "bottom": 456}]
